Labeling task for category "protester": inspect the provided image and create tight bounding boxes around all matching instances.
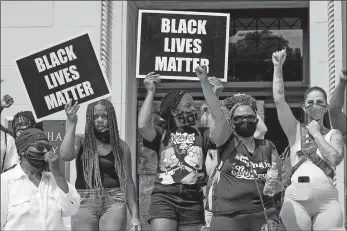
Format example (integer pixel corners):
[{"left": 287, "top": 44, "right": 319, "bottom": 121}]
[
  {"left": 1, "top": 94, "right": 14, "bottom": 134},
  {"left": 1, "top": 128, "right": 80, "bottom": 230},
  {"left": 0, "top": 94, "right": 19, "bottom": 173},
  {"left": 196, "top": 65, "right": 282, "bottom": 231},
  {"left": 138, "top": 72, "right": 221, "bottom": 231},
  {"left": 272, "top": 49, "right": 344, "bottom": 230},
  {"left": 202, "top": 98, "right": 269, "bottom": 230},
  {"left": 11, "top": 111, "right": 44, "bottom": 138},
  {"left": 329, "top": 68, "right": 347, "bottom": 138},
  {"left": 60, "top": 99, "right": 140, "bottom": 231}
]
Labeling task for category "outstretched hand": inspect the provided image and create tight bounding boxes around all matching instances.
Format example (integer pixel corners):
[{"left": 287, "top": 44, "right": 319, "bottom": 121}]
[
  {"left": 195, "top": 65, "right": 208, "bottom": 81},
  {"left": 272, "top": 49, "right": 287, "bottom": 67},
  {"left": 208, "top": 77, "right": 224, "bottom": 95},
  {"left": 65, "top": 100, "right": 79, "bottom": 124},
  {"left": 144, "top": 72, "right": 161, "bottom": 93}
]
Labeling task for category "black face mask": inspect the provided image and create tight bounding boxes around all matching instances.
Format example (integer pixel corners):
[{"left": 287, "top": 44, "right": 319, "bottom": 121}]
[
  {"left": 24, "top": 151, "right": 48, "bottom": 172},
  {"left": 94, "top": 129, "right": 110, "bottom": 143},
  {"left": 233, "top": 121, "right": 258, "bottom": 138},
  {"left": 176, "top": 110, "right": 198, "bottom": 127}
]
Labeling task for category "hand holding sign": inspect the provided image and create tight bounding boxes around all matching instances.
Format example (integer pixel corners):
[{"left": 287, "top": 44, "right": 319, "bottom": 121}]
[
  {"left": 272, "top": 49, "right": 287, "bottom": 67},
  {"left": 1, "top": 94, "right": 14, "bottom": 109},
  {"left": 65, "top": 100, "right": 79, "bottom": 124},
  {"left": 144, "top": 72, "right": 161, "bottom": 93},
  {"left": 195, "top": 65, "right": 208, "bottom": 81}
]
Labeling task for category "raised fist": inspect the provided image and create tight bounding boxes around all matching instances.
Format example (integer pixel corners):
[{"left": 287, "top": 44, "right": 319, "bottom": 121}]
[
  {"left": 1, "top": 95, "right": 14, "bottom": 109},
  {"left": 272, "top": 49, "right": 287, "bottom": 67},
  {"left": 195, "top": 65, "right": 208, "bottom": 81}
]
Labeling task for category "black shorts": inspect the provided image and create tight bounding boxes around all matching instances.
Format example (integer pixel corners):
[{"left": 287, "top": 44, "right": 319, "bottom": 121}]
[{"left": 148, "top": 183, "right": 205, "bottom": 226}]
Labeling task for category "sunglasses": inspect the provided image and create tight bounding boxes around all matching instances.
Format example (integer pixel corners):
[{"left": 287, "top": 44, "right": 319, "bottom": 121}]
[
  {"left": 230, "top": 114, "right": 257, "bottom": 124},
  {"left": 30, "top": 141, "right": 52, "bottom": 153}
]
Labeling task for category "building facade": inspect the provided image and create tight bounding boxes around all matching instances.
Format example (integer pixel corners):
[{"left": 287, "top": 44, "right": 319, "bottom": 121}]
[{"left": 1, "top": 1, "right": 346, "bottom": 229}]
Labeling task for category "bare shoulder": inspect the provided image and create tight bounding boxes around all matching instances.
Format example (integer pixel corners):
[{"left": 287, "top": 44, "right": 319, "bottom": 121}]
[
  {"left": 75, "top": 134, "right": 84, "bottom": 143},
  {"left": 119, "top": 139, "right": 130, "bottom": 152}
]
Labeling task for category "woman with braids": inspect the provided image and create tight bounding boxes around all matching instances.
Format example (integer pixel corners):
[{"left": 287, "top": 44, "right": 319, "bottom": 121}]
[
  {"left": 196, "top": 65, "right": 282, "bottom": 231},
  {"left": 60, "top": 99, "right": 141, "bottom": 231},
  {"left": 272, "top": 49, "right": 344, "bottom": 230},
  {"left": 138, "top": 72, "right": 221, "bottom": 231}
]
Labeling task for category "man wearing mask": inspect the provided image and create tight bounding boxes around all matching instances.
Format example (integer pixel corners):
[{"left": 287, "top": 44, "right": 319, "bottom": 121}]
[{"left": 1, "top": 128, "right": 80, "bottom": 230}]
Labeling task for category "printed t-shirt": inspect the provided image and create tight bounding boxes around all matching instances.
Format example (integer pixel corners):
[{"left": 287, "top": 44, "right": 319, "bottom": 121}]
[{"left": 143, "top": 126, "right": 212, "bottom": 185}]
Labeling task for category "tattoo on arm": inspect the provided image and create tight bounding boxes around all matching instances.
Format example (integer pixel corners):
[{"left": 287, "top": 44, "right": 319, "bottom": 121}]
[
  {"left": 273, "top": 67, "right": 285, "bottom": 99},
  {"left": 316, "top": 132, "right": 344, "bottom": 166}
]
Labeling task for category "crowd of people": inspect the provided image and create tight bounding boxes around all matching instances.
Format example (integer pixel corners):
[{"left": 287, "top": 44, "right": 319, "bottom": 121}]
[{"left": 0, "top": 49, "right": 346, "bottom": 231}]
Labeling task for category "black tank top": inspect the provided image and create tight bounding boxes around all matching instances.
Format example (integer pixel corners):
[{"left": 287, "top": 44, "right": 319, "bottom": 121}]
[{"left": 75, "top": 145, "right": 120, "bottom": 189}]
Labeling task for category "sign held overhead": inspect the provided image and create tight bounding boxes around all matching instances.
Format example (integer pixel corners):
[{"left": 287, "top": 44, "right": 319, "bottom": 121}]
[
  {"left": 136, "top": 10, "right": 230, "bottom": 81},
  {"left": 16, "top": 33, "right": 111, "bottom": 122}
]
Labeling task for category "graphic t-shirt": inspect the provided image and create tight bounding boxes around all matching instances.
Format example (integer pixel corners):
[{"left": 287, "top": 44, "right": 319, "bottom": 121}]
[
  {"left": 213, "top": 136, "right": 277, "bottom": 214},
  {"left": 143, "top": 126, "right": 212, "bottom": 185}
]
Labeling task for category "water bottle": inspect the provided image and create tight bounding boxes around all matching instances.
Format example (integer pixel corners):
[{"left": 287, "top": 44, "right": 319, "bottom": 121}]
[{"left": 263, "top": 163, "right": 278, "bottom": 197}]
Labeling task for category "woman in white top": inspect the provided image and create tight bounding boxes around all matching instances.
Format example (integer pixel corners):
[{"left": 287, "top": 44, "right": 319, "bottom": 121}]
[{"left": 272, "top": 49, "right": 344, "bottom": 230}]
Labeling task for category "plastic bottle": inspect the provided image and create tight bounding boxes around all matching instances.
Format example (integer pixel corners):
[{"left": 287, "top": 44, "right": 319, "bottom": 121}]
[{"left": 263, "top": 163, "right": 278, "bottom": 197}]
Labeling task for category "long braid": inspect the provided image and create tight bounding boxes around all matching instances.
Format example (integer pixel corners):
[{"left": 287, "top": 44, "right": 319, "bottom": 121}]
[
  {"left": 159, "top": 90, "right": 186, "bottom": 144},
  {"left": 82, "top": 99, "right": 127, "bottom": 195}
]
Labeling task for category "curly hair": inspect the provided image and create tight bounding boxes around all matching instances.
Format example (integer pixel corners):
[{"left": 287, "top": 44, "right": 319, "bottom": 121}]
[
  {"left": 82, "top": 99, "right": 127, "bottom": 194},
  {"left": 224, "top": 93, "right": 257, "bottom": 117},
  {"left": 12, "top": 111, "right": 44, "bottom": 138}
]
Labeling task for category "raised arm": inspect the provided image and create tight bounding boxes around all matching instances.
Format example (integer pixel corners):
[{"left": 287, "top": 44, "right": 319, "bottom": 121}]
[
  {"left": 272, "top": 50, "right": 299, "bottom": 145},
  {"left": 196, "top": 66, "right": 232, "bottom": 147},
  {"left": 138, "top": 72, "right": 161, "bottom": 142},
  {"left": 329, "top": 68, "right": 347, "bottom": 135},
  {"left": 0, "top": 95, "right": 14, "bottom": 114},
  {"left": 60, "top": 101, "right": 82, "bottom": 161}
]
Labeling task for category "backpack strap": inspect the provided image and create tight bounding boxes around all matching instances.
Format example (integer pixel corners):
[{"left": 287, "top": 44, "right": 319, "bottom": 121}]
[{"left": 290, "top": 124, "right": 335, "bottom": 179}]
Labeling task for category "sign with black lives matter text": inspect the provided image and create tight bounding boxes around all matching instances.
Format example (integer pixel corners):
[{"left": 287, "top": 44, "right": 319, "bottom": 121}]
[
  {"left": 136, "top": 10, "right": 230, "bottom": 81},
  {"left": 16, "top": 33, "right": 111, "bottom": 122}
]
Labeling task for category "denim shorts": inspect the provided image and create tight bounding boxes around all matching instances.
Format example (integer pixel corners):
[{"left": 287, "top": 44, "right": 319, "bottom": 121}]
[
  {"left": 71, "top": 187, "right": 126, "bottom": 231},
  {"left": 148, "top": 183, "right": 205, "bottom": 226}
]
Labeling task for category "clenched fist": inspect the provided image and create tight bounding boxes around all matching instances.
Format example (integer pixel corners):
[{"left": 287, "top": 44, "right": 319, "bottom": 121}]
[
  {"left": 272, "top": 49, "right": 287, "bottom": 67},
  {"left": 1, "top": 94, "right": 14, "bottom": 109},
  {"left": 195, "top": 65, "right": 208, "bottom": 81}
]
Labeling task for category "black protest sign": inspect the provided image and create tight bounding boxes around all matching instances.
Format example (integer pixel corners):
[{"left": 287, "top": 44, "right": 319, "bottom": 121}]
[
  {"left": 16, "top": 33, "right": 111, "bottom": 121},
  {"left": 136, "top": 10, "right": 230, "bottom": 81}
]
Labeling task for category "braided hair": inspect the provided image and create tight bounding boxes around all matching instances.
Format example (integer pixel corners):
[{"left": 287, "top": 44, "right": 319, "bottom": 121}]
[
  {"left": 82, "top": 99, "right": 127, "bottom": 194},
  {"left": 12, "top": 111, "right": 44, "bottom": 138},
  {"left": 223, "top": 93, "right": 257, "bottom": 117}
]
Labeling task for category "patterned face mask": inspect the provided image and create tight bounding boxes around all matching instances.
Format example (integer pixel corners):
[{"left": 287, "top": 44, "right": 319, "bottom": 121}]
[
  {"left": 176, "top": 110, "right": 198, "bottom": 127},
  {"left": 305, "top": 104, "right": 327, "bottom": 121}
]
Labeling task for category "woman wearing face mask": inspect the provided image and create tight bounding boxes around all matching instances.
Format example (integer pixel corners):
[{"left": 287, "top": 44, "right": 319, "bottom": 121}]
[
  {"left": 1, "top": 128, "right": 80, "bottom": 230},
  {"left": 60, "top": 99, "right": 141, "bottom": 231},
  {"left": 272, "top": 49, "right": 344, "bottom": 230},
  {"left": 138, "top": 72, "right": 220, "bottom": 231},
  {"left": 201, "top": 101, "right": 269, "bottom": 230},
  {"left": 196, "top": 65, "right": 282, "bottom": 231}
]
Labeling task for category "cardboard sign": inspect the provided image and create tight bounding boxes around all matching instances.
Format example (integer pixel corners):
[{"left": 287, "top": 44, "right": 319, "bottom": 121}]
[
  {"left": 136, "top": 10, "right": 230, "bottom": 81},
  {"left": 7, "top": 119, "right": 69, "bottom": 179},
  {"left": 16, "top": 33, "right": 111, "bottom": 122}
]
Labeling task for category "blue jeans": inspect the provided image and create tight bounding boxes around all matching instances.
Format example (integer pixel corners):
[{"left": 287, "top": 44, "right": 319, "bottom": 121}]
[{"left": 71, "top": 188, "right": 127, "bottom": 231}]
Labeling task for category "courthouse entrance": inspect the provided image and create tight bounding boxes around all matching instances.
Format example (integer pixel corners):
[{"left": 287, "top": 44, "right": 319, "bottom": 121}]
[{"left": 127, "top": 1, "right": 310, "bottom": 229}]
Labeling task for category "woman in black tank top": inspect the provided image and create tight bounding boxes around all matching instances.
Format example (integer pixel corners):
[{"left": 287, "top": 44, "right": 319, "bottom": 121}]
[{"left": 60, "top": 99, "right": 141, "bottom": 231}]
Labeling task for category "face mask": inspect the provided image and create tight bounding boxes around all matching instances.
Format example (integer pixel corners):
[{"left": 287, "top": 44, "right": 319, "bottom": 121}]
[
  {"left": 305, "top": 104, "right": 326, "bottom": 121},
  {"left": 94, "top": 129, "right": 110, "bottom": 143},
  {"left": 176, "top": 110, "right": 198, "bottom": 127},
  {"left": 24, "top": 151, "right": 48, "bottom": 172},
  {"left": 233, "top": 121, "right": 258, "bottom": 138}
]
